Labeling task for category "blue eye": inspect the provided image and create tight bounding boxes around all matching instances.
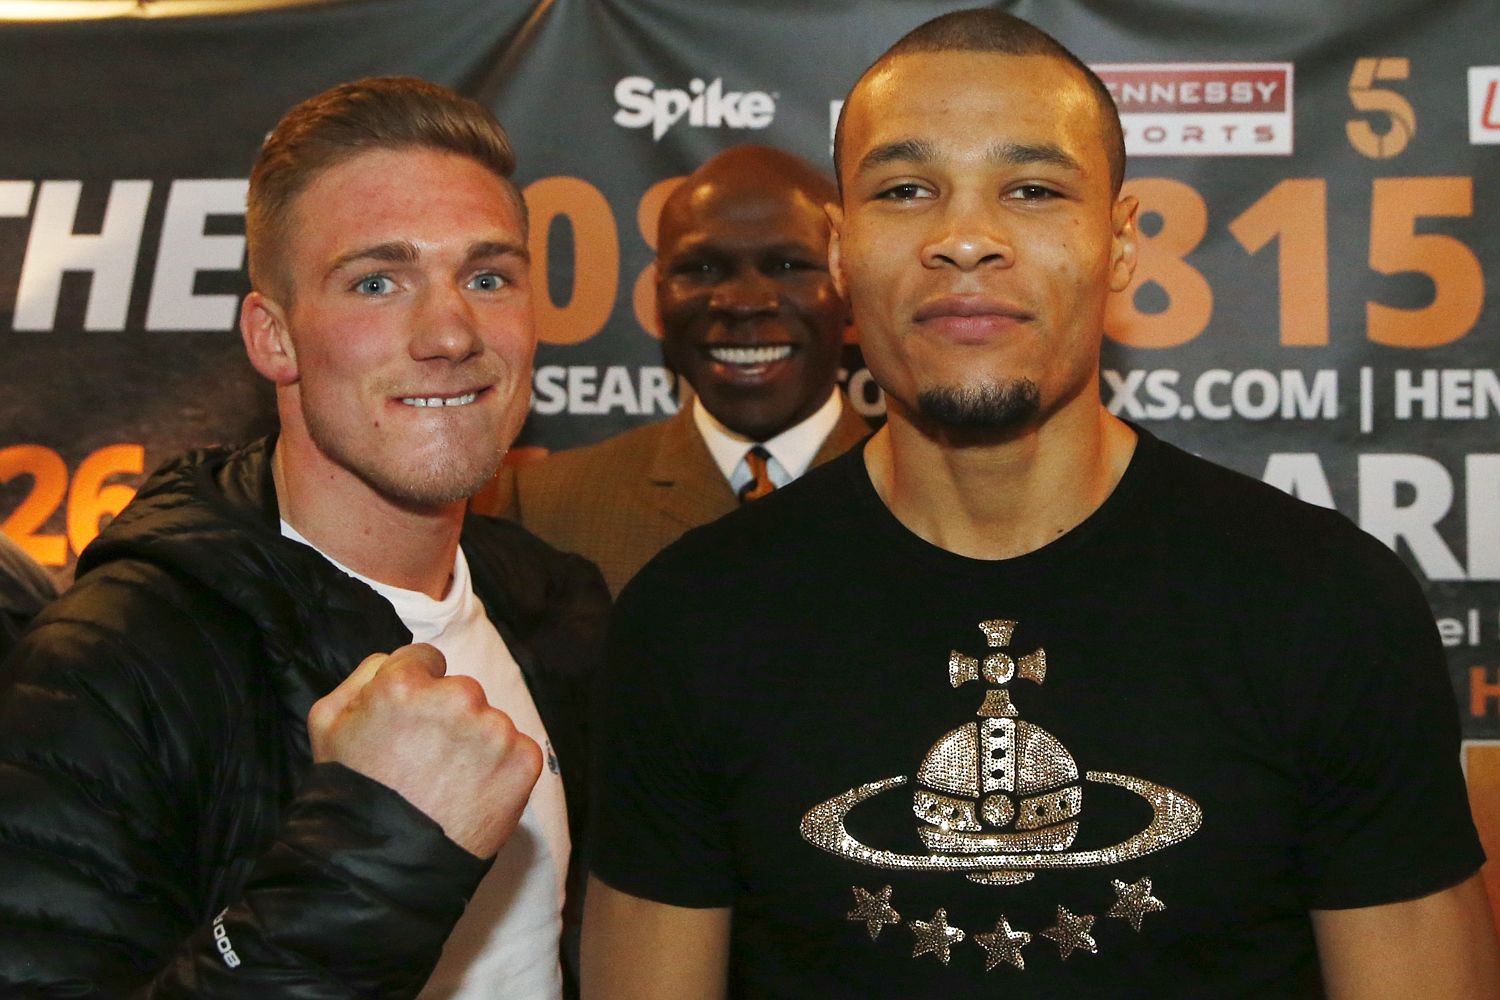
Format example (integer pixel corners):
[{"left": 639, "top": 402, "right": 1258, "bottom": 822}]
[
  {"left": 469, "top": 272, "right": 507, "bottom": 291},
  {"left": 354, "top": 275, "right": 395, "bottom": 295}
]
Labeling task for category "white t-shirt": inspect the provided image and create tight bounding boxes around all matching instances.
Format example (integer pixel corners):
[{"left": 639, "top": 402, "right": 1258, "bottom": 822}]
[{"left": 281, "top": 520, "right": 568, "bottom": 1000}]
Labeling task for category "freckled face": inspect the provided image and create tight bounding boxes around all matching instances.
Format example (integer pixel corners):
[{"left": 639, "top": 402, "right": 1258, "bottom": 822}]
[
  {"left": 830, "top": 52, "right": 1136, "bottom": 430},
  {"left": 275, "top": 147, "right": 534, "bottom": 507}
]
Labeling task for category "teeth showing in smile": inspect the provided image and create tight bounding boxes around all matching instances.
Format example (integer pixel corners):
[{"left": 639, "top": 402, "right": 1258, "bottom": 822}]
[
  {"left": 708, "top": 345, "right": 794, "bottom": 366},
  {"left": 400, "top": 391, "right": 478, "bottom": 408}
]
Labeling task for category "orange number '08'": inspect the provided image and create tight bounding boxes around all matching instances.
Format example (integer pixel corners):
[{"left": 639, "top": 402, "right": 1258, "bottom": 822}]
[
  {"left": 1367, "top": 177, "right": 1482, "bottom": 347},
  {"left": 522, "top": 177, "right": 620, "bottom": 345},
  {"left": 0, "top": 444, "right": 143, "bottom": 567},
  {"left": 520, "top": 174, "right": 694, "bottom": 343},
  {"left": 632, "top": 176, "right": 686, "bottom": 339},
  {"left": 1105, "top": 178, "right": 1213, "bottom": 348},
  {"left": 1347, "top": 58, "right": 1415, "bottom": 160}
]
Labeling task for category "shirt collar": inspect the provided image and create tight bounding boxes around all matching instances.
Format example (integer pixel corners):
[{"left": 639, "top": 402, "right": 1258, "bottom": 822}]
[{"left": 693, "top": 388, "right": 843, "bottom": 487}]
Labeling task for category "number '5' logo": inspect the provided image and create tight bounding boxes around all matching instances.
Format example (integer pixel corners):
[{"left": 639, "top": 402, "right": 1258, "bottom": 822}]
[{"left": 1347, "top": 57, "right": 1415, "bottom": 159}]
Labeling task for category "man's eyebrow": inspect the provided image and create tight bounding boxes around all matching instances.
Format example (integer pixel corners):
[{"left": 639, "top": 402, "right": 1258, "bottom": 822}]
[
  {"left": 328, "top": 240, "right": 419, "bottom": 272},
  {"left": 328, "top": 239, "right": 530, "bottom": 274},
  {"left": 660, "top": 241, "right": 720, "bottom": 261},
  {"left": 466, "top": 239, "right": 530, "bottom": 265},
  {"left": 855, "top": 138, "right": 938, "bottom": 176},
  {"left": 855, "top": 138, "right": 1082, "bottom": 177},
  {"left": 760, "top": 241, "right": 824, "bottom": 257},
  {"left": 988, "top": 141, "right": 1082, "bottom": 174}
]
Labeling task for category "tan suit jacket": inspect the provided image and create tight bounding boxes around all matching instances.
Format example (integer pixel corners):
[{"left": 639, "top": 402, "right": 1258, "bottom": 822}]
[{"left": 474, "top": 400, "right": 870, "bottom": 597}]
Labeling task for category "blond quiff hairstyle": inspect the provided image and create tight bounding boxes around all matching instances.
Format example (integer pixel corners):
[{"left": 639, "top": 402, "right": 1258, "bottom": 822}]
[{"left": 246, "top": 76, "right": 524, "bottom": 301}]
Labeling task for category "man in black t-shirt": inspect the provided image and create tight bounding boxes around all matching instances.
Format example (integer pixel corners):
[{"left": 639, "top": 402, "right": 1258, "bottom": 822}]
[{"left": 581, "top": 10, "right": 1500, "bottom": 999}]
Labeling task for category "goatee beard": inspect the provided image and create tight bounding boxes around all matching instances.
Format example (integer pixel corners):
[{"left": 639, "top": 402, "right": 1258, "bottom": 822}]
[{"left": 916, "top": 379, "right": 1041, "bottom": 431}]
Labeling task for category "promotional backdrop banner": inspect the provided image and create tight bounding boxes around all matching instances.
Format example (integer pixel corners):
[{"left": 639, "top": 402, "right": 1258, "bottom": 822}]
[{"left": 1, "top": 0, "right": 1496, "bottom": 915}]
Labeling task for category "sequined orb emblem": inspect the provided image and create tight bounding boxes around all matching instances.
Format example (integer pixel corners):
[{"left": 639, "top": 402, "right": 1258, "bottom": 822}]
[
  {"left": 800, "top": 620, "right": 1202, "bottom": 883},
  {"left": 914, "top": 620, "right": 1079, "bottom": 884}
]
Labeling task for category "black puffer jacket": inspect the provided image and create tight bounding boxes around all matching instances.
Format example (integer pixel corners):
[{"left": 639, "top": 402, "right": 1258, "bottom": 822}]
[
  {"left": 0, "top": 438, "right": 609, "bottom": 996},
  {"left": 0, "top": 531, "right": 56, "bottom": 660}
]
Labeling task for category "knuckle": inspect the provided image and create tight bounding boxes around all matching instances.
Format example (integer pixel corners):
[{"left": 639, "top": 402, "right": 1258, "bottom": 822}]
[
  {"left": 516, "top": 735, "right": 543, "bottom": 774},
  {"left": 400, "top": 641, "right": 447, "bottom": 672},
  {"left": 380, "top": 668, "right": 424, "bottom": 701},
  {"left": 484, "top": 706, "right": 520, "bottom": 743},
  {"left": 307, "top": 696, "right": 335, "bottom": 733},
  {"left": 442, "top": 674, "right": 489, "bottom": 712},
  {"left": 495, "top": 716, "right": 534, "bottom": 754}
]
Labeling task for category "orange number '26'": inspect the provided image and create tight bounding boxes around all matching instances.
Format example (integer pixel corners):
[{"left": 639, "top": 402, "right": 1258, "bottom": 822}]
[{"left": 1, "top": 444, "right": 143, "bottom": 566}]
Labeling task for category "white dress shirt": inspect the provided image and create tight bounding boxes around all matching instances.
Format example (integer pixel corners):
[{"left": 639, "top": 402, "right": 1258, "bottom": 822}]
[{"left": 693, "top": 388, "right": 844, "bottom": 494}]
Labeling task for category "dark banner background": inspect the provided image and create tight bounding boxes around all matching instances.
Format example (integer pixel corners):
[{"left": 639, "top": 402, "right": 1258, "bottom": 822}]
[{"left": 1, "top": 0, "right": 1496, "bottom": 918}]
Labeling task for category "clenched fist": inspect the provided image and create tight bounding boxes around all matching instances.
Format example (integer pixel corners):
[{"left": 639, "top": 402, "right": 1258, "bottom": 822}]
[{"left": 307, "top": 643, "right": 543, "bottom": 858}]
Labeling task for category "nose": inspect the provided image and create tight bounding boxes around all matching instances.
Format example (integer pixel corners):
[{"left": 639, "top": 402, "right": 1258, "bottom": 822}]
[
  {"left": 708, "top": 267, "right": 779, "bottom": 318},
  {"left": 920, "top": 196, "right": 1014, "bottom": 272},
  {"left": 410, "top": 283, "right": 482, "bottom": 363}
]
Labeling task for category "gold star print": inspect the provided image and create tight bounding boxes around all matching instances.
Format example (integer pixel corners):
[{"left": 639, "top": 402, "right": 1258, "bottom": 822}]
[
  {"left": 1040, "top": 905, "right": 1097, "bottom": 960},
  {"left": 974, "top": 916, "right": 1031, "bottom": 971},
  {"left": 847, "top": 885, "right": 901, "bottom": 941},
  {"left": 1107, "top": 877, "right": 1166, "bottom": 932},
  {"left": 910, "top": 907, "right": 965, "bottom": 964}
]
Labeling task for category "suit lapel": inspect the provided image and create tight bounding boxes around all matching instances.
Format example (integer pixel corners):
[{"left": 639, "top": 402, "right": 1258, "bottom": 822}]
[
  {"left": 646, "top": 406, "right": 739, "bottom": 529},
  {"left": 812, "top": 395, "right": 874, "bottom": 467},
  {"left": 643, "top": 395, "right": 868, "bottom": 530}
]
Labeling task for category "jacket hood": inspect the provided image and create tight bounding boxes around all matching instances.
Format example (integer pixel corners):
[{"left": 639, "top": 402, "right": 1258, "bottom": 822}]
[{"left": 77, "top": 436, "right": 411, "bottom": 697}]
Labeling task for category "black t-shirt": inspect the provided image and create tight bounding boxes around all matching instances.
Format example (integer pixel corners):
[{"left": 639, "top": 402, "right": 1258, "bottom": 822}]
[{"left": 591, "top": 428, "right": 1482, "bottom": 999}]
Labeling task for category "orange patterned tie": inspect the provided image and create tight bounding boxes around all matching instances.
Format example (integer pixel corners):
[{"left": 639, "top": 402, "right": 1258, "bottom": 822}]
[{"left": 737, "top": 446, "right": 776, "bottom": 503}]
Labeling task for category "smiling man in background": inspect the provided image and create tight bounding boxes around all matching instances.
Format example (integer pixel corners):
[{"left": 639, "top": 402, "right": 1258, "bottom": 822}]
[
  {"left": 582, "top": 10, "right": 1498, "bottom": 999},
  {"left": 0, "top": 77, "right": 607, "bottom": 996},
  {"left": 476, "top": 144, "right": 869, "bottom": 596}
]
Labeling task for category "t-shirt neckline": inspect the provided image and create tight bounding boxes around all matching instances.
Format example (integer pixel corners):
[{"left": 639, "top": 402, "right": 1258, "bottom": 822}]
[
  {"left": 278, "top": 518, "right": 471, "bottom": 641},
  {"left": 846, "top": 423, "right": 1158, "bottom": 574}
]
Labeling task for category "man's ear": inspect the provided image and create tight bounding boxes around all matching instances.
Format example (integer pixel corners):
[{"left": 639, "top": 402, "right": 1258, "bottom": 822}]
[
  {"left": 650, "top": 260, "right": 668, "bottom": 340},
  {"left": 825, "top": 201, "right": 848, "bottom": 301},
  {"left": 1108, "top": 194, "right": 1139, "bottom": 293},
  {"left": 240, "top": 291, "right": 299, "bottom": 386}
]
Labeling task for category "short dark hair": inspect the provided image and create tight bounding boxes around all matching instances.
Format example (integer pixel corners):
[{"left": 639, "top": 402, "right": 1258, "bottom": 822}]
[
  {"left": 834, "top": 9, "right": 1126, "bottom": 195},
  {"left": 246, "top": 76, "right": 524, "bottom": 301}
]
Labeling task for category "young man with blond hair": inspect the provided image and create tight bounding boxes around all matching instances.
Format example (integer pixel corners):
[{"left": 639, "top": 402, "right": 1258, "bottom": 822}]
[{"left": 0, "top": 77, "right": 606, "bottom": 996}]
